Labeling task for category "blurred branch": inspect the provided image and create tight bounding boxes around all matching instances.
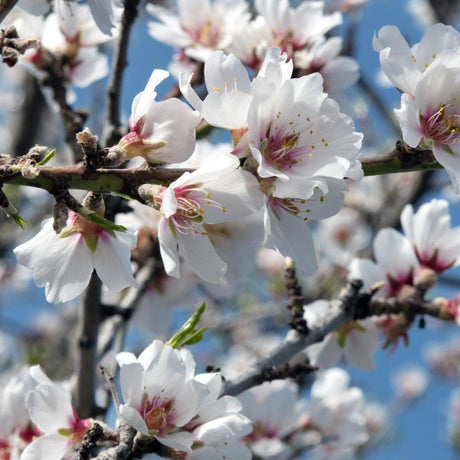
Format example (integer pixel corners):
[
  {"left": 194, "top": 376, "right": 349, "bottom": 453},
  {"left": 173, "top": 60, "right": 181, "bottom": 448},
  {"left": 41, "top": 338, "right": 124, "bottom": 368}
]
[
  {"left": 428, "top": 0, "right": 460, "bottom": 23},
  {"left": 73, "top": 272, "right": 103, "bottom": 419},
  {"left": 102, "top": 0, "right": 141, "bottom": 148},
  {"left": 357, "top": 75, "right": 401, "bottom": 138},
  {"left": 0, "top": 0, "right": 19, "bottom": 24}
]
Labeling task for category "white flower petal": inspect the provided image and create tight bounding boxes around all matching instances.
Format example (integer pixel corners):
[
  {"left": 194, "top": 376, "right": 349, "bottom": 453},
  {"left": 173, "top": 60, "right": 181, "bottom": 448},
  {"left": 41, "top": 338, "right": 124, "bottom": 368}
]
[{"left": 20, "top": 433, "right": 69, "bottom": 460}]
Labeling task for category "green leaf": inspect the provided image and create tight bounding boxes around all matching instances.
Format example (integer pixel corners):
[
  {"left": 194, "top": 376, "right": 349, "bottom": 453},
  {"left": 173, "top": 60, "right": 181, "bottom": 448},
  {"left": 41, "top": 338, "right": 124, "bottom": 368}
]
[
  {"left": 37, "top": 149, "right": 56, "bottom": 166},
  {"left": 166, "top": 302, "right": 206, "bottom": 349},
  {"left": 0, "top": 202, "right": 30, "bottom": 229},
  {"left": 78, "top": 208, "right": 127, "bottom": 232},
  {"left": 10, "top": 212, "right": 31, "bottom": 229},
  {"left": 110, "top": 192, "right": 134, "bottom": 201}
]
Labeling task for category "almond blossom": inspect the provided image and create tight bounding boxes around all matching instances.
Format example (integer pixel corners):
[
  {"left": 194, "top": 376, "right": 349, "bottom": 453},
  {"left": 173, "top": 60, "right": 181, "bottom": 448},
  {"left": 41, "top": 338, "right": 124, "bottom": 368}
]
[
  {"left": 238, "top": 379, "right": 305, "bottom": 459},
  {"left": 349, "top": 228, "right": 419, "bottom": 297},
  {"left": 112, "top": 69, "right": 200, "bottom": 164},
  {"left": 394, "top": 60, "right": 460, "bottom": 191},
  {"left": 254, "top": 0, "right": 342, "bottom": 57},
  {"left": 373, "top": 23, "right": 460, "bottom": 95},
  {"left": 401, "top": 199, "right": 460, "bottom": 272},
  {"left": 304, "top": 368, "right": 369, "bottom": 455},
  {"left": 139, "top": 153, "right": 262, "bottom": 283},
  {"left": 116, "top": 341, "right": 251, "bottom": 454},
  {"left": 14, "top": 210, "right": 137, "bottom": 304},
  {"left": 147, "top": 0, "right": 250, "bottom": 63},
  {"left": 20, "top": 366, "right": 93, "bottom": 460}
]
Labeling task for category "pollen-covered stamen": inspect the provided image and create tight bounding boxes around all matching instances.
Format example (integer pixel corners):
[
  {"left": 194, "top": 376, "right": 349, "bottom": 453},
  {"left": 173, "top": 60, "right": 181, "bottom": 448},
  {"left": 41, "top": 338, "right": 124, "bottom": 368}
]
[
  {"left": 422, "top": 99, "right": 460, "bottom": 145},
  {"left": 183, "top": 18, "right": 222, "bottom": 48},
  {"left": 142, "top": 395, "right": 176, "bottom": 435},
  {"left": 268, "top": 196, "right": 313, "bottom": 221},
  {"left": 169, "top": 184, "right": 227, "bottom": 235},
  {"left": 263, "top": 122, "right": 310, "bottom": 172}
]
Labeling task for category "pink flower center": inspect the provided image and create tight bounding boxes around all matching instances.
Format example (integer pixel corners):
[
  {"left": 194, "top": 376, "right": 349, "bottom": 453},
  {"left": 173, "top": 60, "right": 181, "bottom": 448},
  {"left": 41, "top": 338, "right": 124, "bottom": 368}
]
[
  {"left": 245, "top": 421, "right": 278, "bottom": 441},
  {"left": 415, "top": 246, "right": 455, "bottom": 273},
  {"left": 19, "top": 422, "right": 41, "bottom": 443},
  {"left": 142, "top": 396, "right": 176, "bottom": 435},
  {"left": 422, "top": 99, "right": 460, "bottom": 145},
  {"left": 183, "top": 19, "right": 221, "bottom": 47},
  {"left": 263, "top": 124, "right": 308, "bottom": 172},
  {"left": 155, "top": 184, "right": 226, "bottom": 235},
  {"left": 69, "top": 413, "right": 93, "bottom": 442},
  {"left": 0, "top": 439, "right": 10, "bottom": 460}
]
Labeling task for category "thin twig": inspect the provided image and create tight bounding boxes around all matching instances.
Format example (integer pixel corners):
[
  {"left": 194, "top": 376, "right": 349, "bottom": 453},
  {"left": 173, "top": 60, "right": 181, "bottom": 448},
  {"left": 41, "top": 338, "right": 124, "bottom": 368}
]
[
  {"left": 100, "top": 365, "right": 122, "bottom": 416},
  {"left": 102, "top": 0, "right": 141, "bottom": 148}
]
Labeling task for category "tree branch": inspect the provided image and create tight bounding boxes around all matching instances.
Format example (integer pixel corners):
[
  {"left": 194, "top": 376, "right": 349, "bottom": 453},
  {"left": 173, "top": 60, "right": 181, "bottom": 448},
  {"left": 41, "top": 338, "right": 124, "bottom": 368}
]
[
  {"left": 0, "top": 162, "right": 191, "bottom": 197},
  {"left": 223, "top": 280, "right": 451, "bottom": 397},
  {"left": 73, "top": 272, "right": 103, "bottom": 419},
  {"left": 361, "top": 141, "right": 442, "bottom": 176}
]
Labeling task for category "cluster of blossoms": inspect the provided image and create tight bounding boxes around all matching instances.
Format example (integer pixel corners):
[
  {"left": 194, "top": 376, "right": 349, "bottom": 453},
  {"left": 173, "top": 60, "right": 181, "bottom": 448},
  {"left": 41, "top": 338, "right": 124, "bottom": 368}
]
[
  {"left": 374, "top": 23, "right": 460, "bottom": 191},
  {"left": 0, "top": 348, "right": 386, "bottom": 460},
  {"left": 7, "top": 0, "right": 121, "bottom": 91},
  {"left": 116, "top": 340, "right": 253, "bottom": 457},
  {"left": 294, "top": 198, "right": 460, "bottom": 371},
  {"left": 148, "top": 0, "right": 360, "bottom": 103},
  {"left": 237, "top": 368, "right": 386, "bottom": 459},
  {"left": 12, "top": 42, "right": 362, "bottom": 300},
  {"left": 348, "top": 198, "right": 460, "bottom": 348}
]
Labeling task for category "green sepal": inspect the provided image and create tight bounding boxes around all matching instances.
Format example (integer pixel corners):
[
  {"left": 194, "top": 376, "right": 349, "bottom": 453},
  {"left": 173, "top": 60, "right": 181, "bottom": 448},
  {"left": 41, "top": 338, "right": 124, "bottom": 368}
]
[
  {"left": 166, "top": 302, "right": 206, "bottom": 349},
  {"left": 78, "top": 208, "right": 127, "bottom": 232},
  {"left": 37, "top": 149, "right": 56, "bottom": 166}
]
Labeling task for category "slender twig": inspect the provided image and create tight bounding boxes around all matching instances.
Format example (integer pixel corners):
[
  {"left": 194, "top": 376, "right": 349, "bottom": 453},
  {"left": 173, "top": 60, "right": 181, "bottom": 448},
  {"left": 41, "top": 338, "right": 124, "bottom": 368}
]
[
  {"left": 100, "top": 366, "right": 122, "bottom": 415},
  {"left": 102, "top": 0, "right": 141, "bottom": 148}
]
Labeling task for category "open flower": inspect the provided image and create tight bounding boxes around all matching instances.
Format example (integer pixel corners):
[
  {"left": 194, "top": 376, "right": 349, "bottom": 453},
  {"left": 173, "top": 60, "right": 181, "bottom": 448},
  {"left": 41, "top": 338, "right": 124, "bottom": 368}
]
[
  {"left": 254, "top": 0, "right": 342, "bottom": 55},
  {"left": 401, "top": 199, "right": 460, "bottom": 272},
  {"left": 349, "top": 228, "right": 419, "bottom": 297},
  {"left": 395, "top": 60, "right": 460, "bottom": 191},
  {"left": 14, "top": 211, "right": 137, "bottom": 304},
  {"left": 112, "top": 69, "right": 200, "bottom": 164},
  {"left": 373, "top": 23, "right": 460, "bottom": 95},
  {"left": 117, "top": 341, "right": 207, "bottom": 452},
  {"left": 21, "top": 366, "right": 93, "bottom": 460},
  {"left": 139, "top": 153, "right": 262, "bottom": 283},
  {"left": 238, "top": 380, "right": 305, "bottom": 459},
  {"left": 147, "top": 0, "right": 250, "bottom": 63},
  {"left": 117, "top": 341, "right": 251, "bottom": 454}
]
